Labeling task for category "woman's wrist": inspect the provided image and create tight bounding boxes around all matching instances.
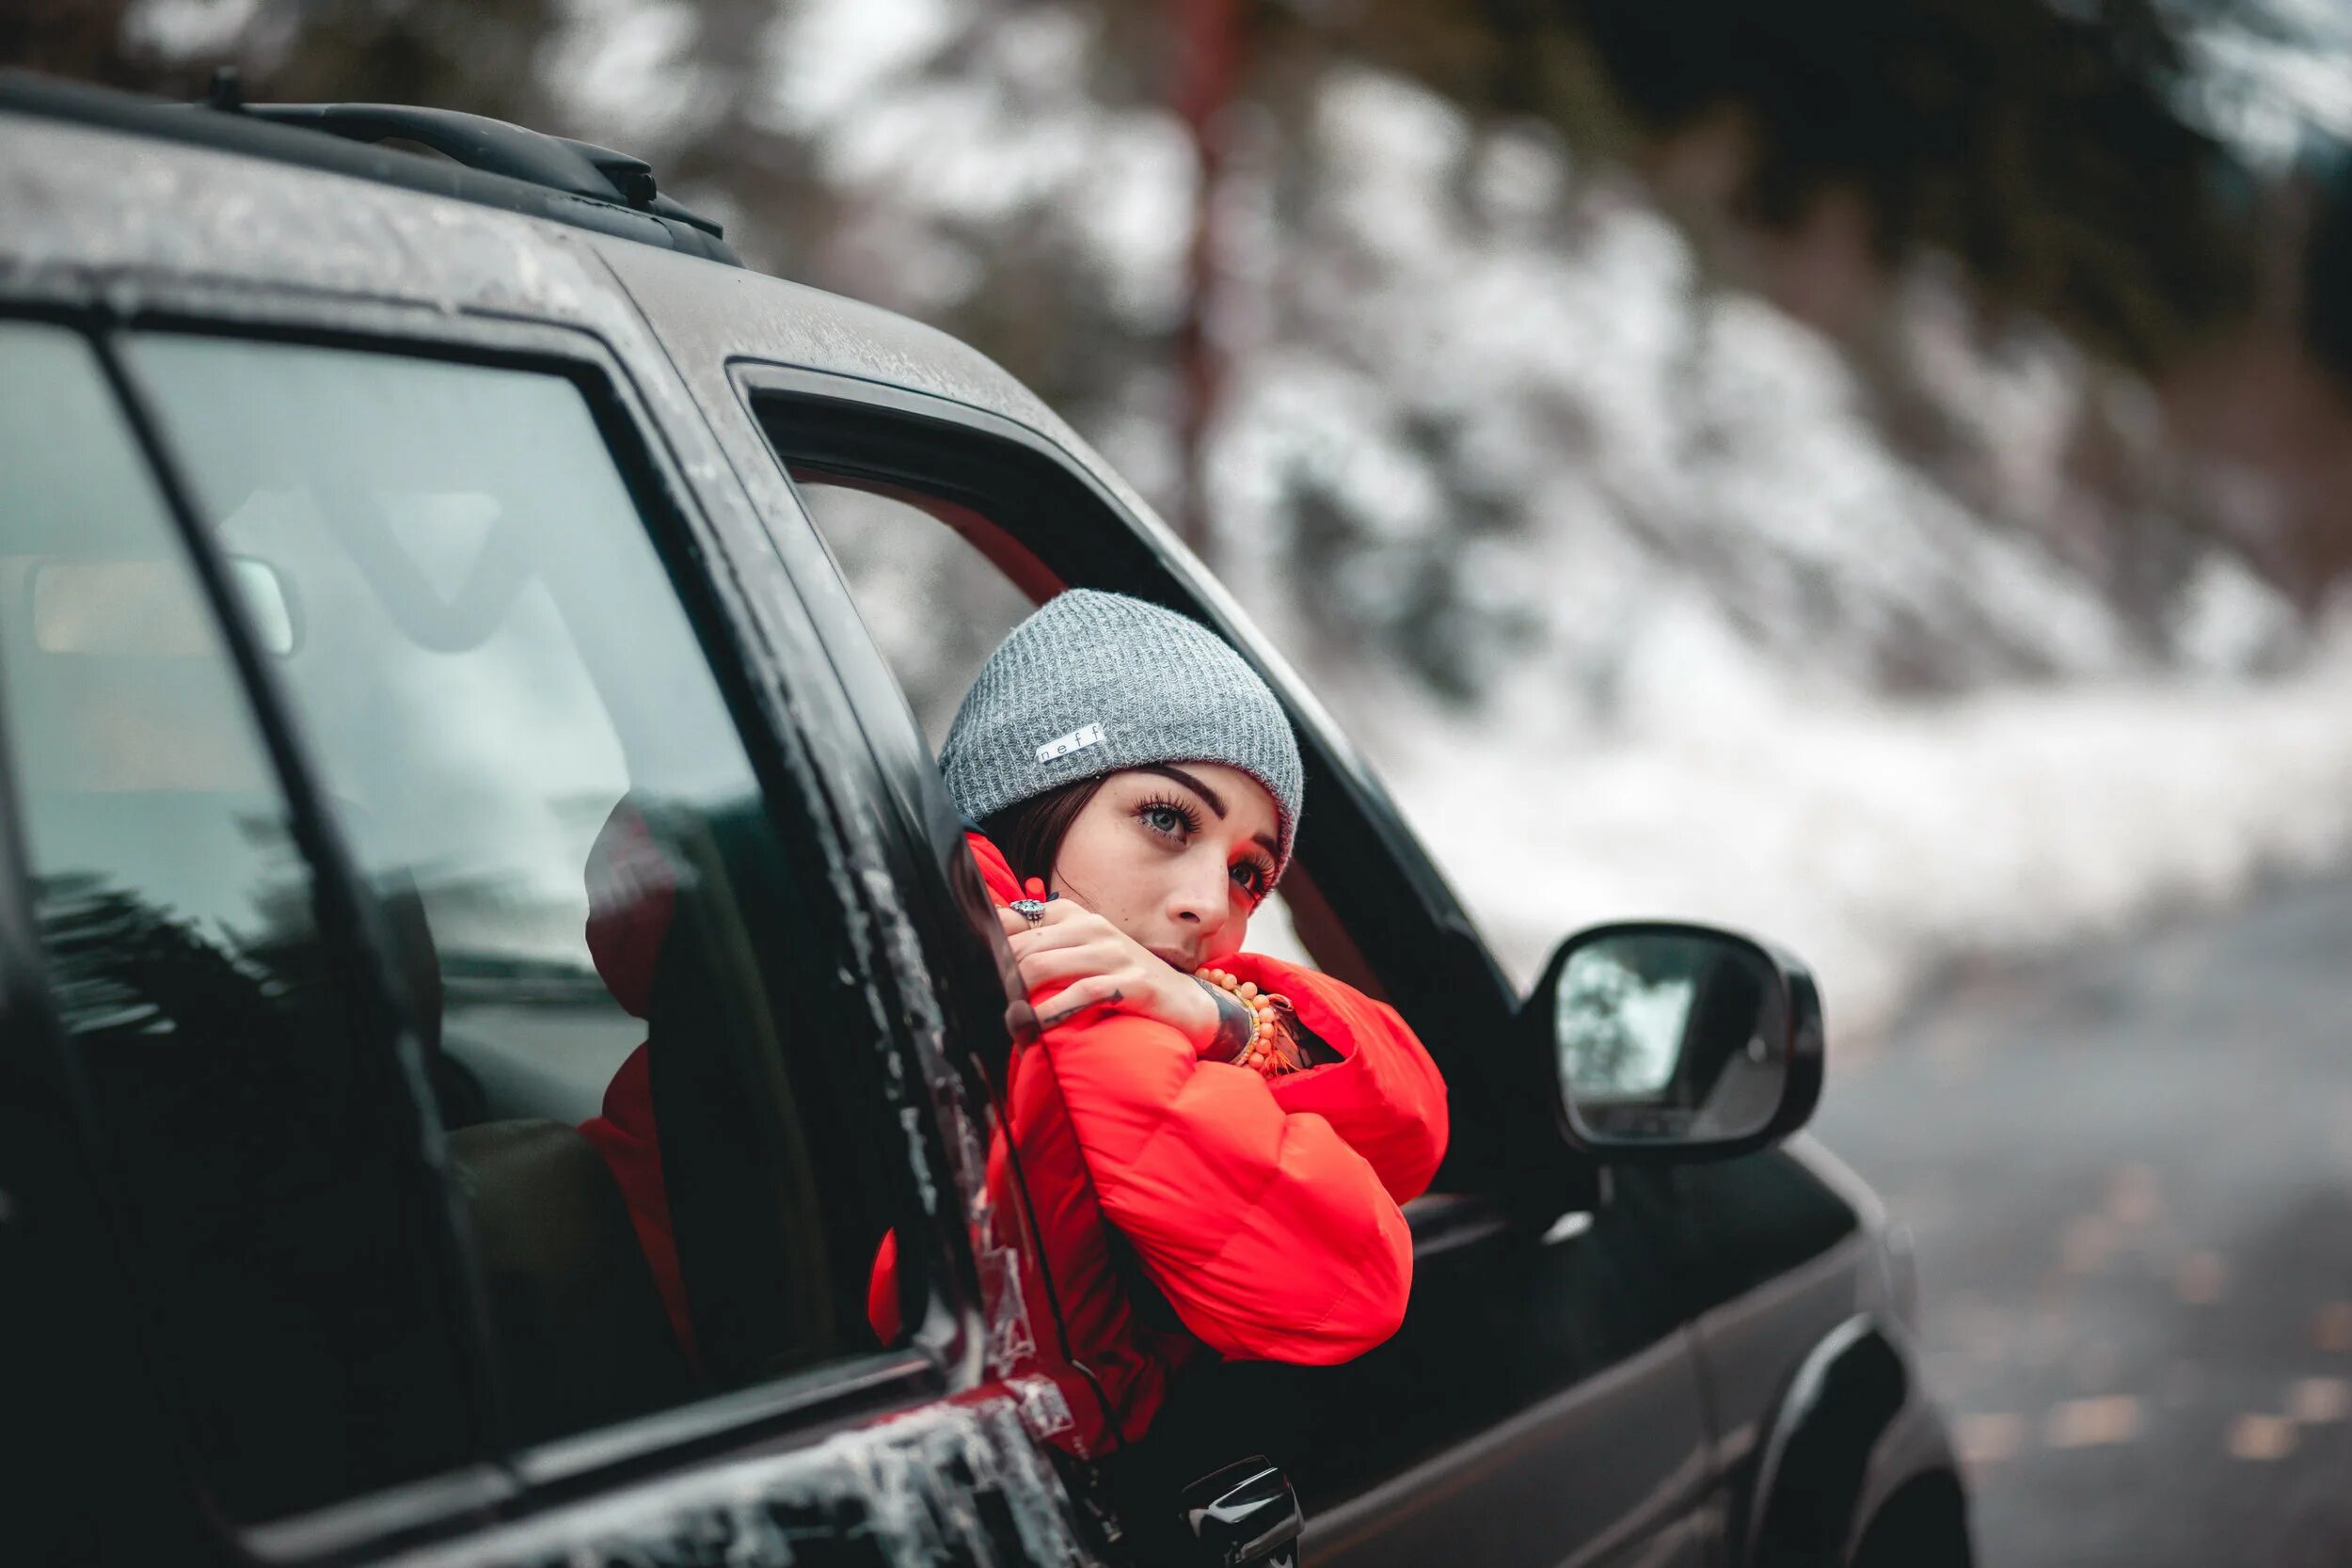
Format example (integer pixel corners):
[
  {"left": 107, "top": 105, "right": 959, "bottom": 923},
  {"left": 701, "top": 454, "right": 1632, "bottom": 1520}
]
[{"left": 1192, "top": 976, "right": 1254, "bottom": 1060}]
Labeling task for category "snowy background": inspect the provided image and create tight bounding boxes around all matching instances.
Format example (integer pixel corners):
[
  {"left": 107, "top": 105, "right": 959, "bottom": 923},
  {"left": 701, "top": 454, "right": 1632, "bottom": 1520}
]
[
  {"left": 542, "top": 0, "right": 2352, "bottom": 1038},
  {"left": 69, "top": 0, "right": 2352, "bottom": 1040}
]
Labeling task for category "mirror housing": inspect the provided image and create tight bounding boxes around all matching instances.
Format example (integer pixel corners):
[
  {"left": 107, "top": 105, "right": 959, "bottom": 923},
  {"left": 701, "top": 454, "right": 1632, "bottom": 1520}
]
[{"left": 1530, "top": 921, "right": 1822, "bottom": 1163}]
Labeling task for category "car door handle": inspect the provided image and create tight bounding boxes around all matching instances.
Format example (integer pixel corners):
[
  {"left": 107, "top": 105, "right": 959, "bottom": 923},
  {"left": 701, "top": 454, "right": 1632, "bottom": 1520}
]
[{"left": 1181, "top": 1456, "right": 1303, "bottom": 1567}]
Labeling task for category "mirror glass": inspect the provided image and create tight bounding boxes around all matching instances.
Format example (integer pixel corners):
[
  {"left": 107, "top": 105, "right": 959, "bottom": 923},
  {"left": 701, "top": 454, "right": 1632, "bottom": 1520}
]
[
  {"left": 33, "top": 556, "right": 296, "bottom": 657},
  {"left": 1554, "top": 930, "right": 1788, "bottom": 1144}
]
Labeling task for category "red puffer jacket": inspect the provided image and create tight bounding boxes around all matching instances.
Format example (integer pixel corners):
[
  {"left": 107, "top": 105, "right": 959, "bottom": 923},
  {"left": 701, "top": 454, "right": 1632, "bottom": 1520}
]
[
  {"left": 868, "top": 834, "right": 1447, "bottom": 1449},
  {"left": 579, "top": 812, "right": 1447, "bottom": 1453}
]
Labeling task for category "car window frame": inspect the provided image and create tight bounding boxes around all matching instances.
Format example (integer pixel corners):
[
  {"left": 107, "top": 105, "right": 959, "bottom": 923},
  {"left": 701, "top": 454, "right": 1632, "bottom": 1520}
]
[
  {"left": 2, "top": 302, "right": 962, "bottom": 1560},
  {"left": 729, "top": 363, "right": 1552, "bottom": 1197},
  {"left": 0, "top": 317, "right": 215, "bottom": 1563}
]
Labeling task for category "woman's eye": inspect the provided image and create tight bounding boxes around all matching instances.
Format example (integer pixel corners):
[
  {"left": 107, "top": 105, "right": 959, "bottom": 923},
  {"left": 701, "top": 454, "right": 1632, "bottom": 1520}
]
[
  {"left": 1230, "top": 862, "right": 1269, "bottom": 897},
  {"left": 1141, "top": 804, "right": 1187, "bottom": 837}
]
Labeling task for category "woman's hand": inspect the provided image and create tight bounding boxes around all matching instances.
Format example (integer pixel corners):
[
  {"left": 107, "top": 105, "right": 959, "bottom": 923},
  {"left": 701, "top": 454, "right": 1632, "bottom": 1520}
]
[{"left": 997, "top": 900, "right": 1221, "bottom": 1047}]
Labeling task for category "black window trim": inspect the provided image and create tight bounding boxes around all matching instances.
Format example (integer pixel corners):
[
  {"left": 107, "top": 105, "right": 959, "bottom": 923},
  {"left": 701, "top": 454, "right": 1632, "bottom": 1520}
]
[
  {"left": 731, "top": 362, "right": 1564, "bottom": 1196},
  {"left": 5, "top": 302, "right": 957, "bottom": 1556},
  {"left": 0, "top": 314, "right": 228, "bottom": 1565}
]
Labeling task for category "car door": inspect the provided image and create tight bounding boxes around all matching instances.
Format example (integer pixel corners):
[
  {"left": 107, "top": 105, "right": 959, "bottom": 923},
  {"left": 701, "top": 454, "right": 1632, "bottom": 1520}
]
[
  {"left": 0, "top": 307, "right": 1100, "bottom": 1567},
  {"left": 672, "top": 349, "right": 1722, "bottom": 1567}
]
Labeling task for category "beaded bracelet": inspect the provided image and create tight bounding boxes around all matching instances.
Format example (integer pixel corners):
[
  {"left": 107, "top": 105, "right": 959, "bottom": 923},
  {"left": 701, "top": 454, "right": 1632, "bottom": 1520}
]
[{"left": 1192, "top": 966, "right": 1303, "bottom": 1077}]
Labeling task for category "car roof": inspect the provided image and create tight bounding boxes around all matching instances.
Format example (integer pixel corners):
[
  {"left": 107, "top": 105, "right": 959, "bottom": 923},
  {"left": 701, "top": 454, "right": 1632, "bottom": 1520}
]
[
  {"left": 0, "top": 72, "right": 1107, "bottom": 485},
  {"left": 0, "top": 70, "right": 739, "bottom": 263}
]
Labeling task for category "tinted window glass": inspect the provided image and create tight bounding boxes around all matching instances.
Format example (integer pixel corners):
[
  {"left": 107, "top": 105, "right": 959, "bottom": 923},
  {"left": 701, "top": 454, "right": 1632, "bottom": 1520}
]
[
  {"left": 125, "top": 336, "right": 897, "bottom": 1451},
  {"left": 0, "top": 321, "right": 472, "bottom": 1521}
]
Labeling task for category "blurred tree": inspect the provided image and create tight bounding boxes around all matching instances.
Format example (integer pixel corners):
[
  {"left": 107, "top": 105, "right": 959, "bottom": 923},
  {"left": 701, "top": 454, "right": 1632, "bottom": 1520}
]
[
  {"left": 0, "top": 0, "right": 147, "bottom": 87},
  {"left": 1292, "top": 0, "right": 2255, "bottom": 372}
]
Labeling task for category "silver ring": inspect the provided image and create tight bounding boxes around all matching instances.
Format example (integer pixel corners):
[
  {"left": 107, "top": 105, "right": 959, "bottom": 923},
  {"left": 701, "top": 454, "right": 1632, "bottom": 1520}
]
[{"left": 1009, "top": 898, "right": 1047, "bottom": 925}]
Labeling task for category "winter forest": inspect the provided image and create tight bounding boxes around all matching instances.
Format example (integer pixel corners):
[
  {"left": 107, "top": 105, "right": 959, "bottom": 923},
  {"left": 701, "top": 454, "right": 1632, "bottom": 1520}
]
[{"left": 25, "top": 0, "right": 2352, "bottom": 1035}]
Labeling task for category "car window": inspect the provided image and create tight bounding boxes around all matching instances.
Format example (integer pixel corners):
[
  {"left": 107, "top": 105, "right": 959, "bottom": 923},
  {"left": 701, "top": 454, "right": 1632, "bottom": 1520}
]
[
  {"left": 795, "top": 478, "right": 1040, "bottom": 751},
  {"left": 0, "top": 320, "right": 476, "bottom": 1523},
  {"left": 64, "top": 332, "right": 901, "bottom": 1481},
  {"left": 788, "top": 471, "right": 1327, "bottom": 973}
]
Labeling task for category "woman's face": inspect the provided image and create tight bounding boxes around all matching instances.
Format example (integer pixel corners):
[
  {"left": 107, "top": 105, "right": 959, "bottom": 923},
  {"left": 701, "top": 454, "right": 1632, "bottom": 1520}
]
[{"left": 1049, "top": 762, "right": 1280, "bottom": 972}]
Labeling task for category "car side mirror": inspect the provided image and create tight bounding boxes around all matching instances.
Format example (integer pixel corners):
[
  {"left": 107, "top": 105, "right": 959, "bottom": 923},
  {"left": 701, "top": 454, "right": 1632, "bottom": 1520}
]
[{"left": 1531, "top": 922, "right": 1823, "bottom": 1162}]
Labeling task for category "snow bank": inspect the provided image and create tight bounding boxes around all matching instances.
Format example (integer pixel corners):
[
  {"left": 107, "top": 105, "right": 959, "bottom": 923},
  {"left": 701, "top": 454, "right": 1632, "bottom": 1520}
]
[{"left": 1341, "top": 637, "right": 2352, "bottom": 1042}]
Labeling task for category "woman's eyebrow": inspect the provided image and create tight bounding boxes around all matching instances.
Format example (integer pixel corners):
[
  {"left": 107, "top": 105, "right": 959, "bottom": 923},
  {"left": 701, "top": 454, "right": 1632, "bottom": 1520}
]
[
  {"left": 1144, "top": 763, "right": 1225, "bottom": 817},
  {"left": 1143, "top": 764, "right": 1275, "bottom": 859},
  {"left": 1145, "top": 765, "right": 1280, "bottom": 862}
]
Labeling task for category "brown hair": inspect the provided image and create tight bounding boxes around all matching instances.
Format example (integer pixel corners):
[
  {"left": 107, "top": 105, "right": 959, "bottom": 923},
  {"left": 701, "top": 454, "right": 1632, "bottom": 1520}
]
[{"left": 980, "top": 776, "right": 1109, "bottom": 889}]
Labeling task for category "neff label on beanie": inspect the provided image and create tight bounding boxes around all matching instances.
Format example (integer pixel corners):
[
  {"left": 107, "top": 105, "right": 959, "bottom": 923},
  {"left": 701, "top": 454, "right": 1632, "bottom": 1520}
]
[{"left": 1036, "top": 722, "right": 1105, "bottom": 764}]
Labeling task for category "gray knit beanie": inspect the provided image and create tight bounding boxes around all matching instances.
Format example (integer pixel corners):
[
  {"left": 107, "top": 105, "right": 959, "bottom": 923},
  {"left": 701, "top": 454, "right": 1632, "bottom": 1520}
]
[{"left": 941, "top": 590, "right": 1305, "bottom": 876}]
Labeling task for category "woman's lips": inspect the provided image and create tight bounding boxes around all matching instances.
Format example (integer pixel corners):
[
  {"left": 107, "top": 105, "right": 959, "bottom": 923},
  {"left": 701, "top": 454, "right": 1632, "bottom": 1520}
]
[{"left": 1150, "top": 945, "right": 1197, "bottom": 972}]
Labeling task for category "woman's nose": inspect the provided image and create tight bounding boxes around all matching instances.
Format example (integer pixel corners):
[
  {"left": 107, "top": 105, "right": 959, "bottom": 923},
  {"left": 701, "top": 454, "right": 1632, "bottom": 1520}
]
[{"left": 1169, "top": 861, "right": 1228, "bottom": 927}]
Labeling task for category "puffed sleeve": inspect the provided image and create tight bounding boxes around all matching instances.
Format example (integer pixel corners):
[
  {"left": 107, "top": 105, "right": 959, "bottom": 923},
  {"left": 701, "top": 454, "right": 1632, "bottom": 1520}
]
[
  {"left": 1037, "top": 1005, "right": 1415, "bottom": 1365},
  {"left": 1221, "top": 954, "right": 1450, "bottom": 1205}
]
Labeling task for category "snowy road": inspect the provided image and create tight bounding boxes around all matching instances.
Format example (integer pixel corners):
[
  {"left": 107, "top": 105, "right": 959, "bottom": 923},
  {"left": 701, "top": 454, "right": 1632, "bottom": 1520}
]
[{"left": 1813, "top": 872, "right": 2352, "bottom": 1568}]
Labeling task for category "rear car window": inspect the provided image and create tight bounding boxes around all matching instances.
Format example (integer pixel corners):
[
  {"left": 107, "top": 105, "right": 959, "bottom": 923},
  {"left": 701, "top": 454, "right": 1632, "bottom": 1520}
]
[
  {"left": 0, "top": 323, "right": 910, "bottom": 1529},
  {"left": 119, "top": 335, "right": 907, "bottom": 1446},
  {"left": 0, "top": 321, "right": 475, "bottom": 1521}
]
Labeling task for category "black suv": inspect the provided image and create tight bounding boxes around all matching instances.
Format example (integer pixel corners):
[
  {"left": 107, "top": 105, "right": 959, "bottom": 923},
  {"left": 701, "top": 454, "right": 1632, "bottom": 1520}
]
[{"left": 0, "top": 72, "right": 1968, "bottom": 1568}]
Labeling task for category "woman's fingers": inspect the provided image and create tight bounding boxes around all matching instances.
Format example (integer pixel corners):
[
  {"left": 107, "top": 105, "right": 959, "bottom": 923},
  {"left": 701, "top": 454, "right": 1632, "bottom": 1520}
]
[
  {"left": 1004, "top": 921, "right": 1105, "bottom": 958},
  {"left": 995, "top": 903, "right": 1067, "bottom": 937},
  {"left": 1034, "top": 974, "right": 1127, "bottom": 1029},
  {"left": 995, "top": 899, "right": 1090, "bottom": 939},
  {"left": 1013, "top": 942, "right": 1129, "bottom": 990}
]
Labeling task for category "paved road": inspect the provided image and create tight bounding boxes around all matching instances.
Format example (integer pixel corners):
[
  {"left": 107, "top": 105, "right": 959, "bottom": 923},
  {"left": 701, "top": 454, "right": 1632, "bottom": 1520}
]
[{"left": 1812, "top": 873, "right": 2352, "bottom": 1568}]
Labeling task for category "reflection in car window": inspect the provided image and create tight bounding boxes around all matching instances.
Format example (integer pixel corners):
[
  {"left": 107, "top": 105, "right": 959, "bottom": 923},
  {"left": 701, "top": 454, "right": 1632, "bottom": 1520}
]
[
  {"left": 117, "top": 336, "right": 898, "bottom": 1459},
  {"left": 0, "top": 321, "right": 474, "bottom": 1522}
]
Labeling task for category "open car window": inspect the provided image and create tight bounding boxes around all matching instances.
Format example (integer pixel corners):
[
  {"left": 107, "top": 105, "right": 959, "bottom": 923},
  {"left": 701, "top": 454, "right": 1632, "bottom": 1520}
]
[
  {"left": 787, "top": 467, "right": 1340, "bottom": 979},
  {"left": 747, "top": 382, "right": 1520, "bottom": 1188}
]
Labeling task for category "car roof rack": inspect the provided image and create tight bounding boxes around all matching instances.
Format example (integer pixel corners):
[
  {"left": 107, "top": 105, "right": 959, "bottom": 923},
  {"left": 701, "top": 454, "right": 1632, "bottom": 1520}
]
[{"left": 0, "top": 67, "right": 742, "bottom": 267}]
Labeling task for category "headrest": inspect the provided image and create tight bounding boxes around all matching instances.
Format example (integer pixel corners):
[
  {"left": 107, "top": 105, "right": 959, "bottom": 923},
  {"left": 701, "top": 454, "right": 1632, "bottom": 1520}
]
[{"left": 584, "top": 797, "right": 676, "bottom": 1020}]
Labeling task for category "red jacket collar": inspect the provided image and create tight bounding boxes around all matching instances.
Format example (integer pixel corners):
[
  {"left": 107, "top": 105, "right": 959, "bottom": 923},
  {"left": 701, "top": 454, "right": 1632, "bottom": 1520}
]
[{"left": 964, "top": 831, "right": 1025, "bottom": 907}]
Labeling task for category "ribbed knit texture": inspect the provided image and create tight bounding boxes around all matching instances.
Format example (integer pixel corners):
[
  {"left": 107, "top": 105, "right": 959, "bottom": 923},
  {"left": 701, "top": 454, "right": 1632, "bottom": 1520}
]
[{"left": 940, "top": 590, "right": 1305, "bottom": 875}]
